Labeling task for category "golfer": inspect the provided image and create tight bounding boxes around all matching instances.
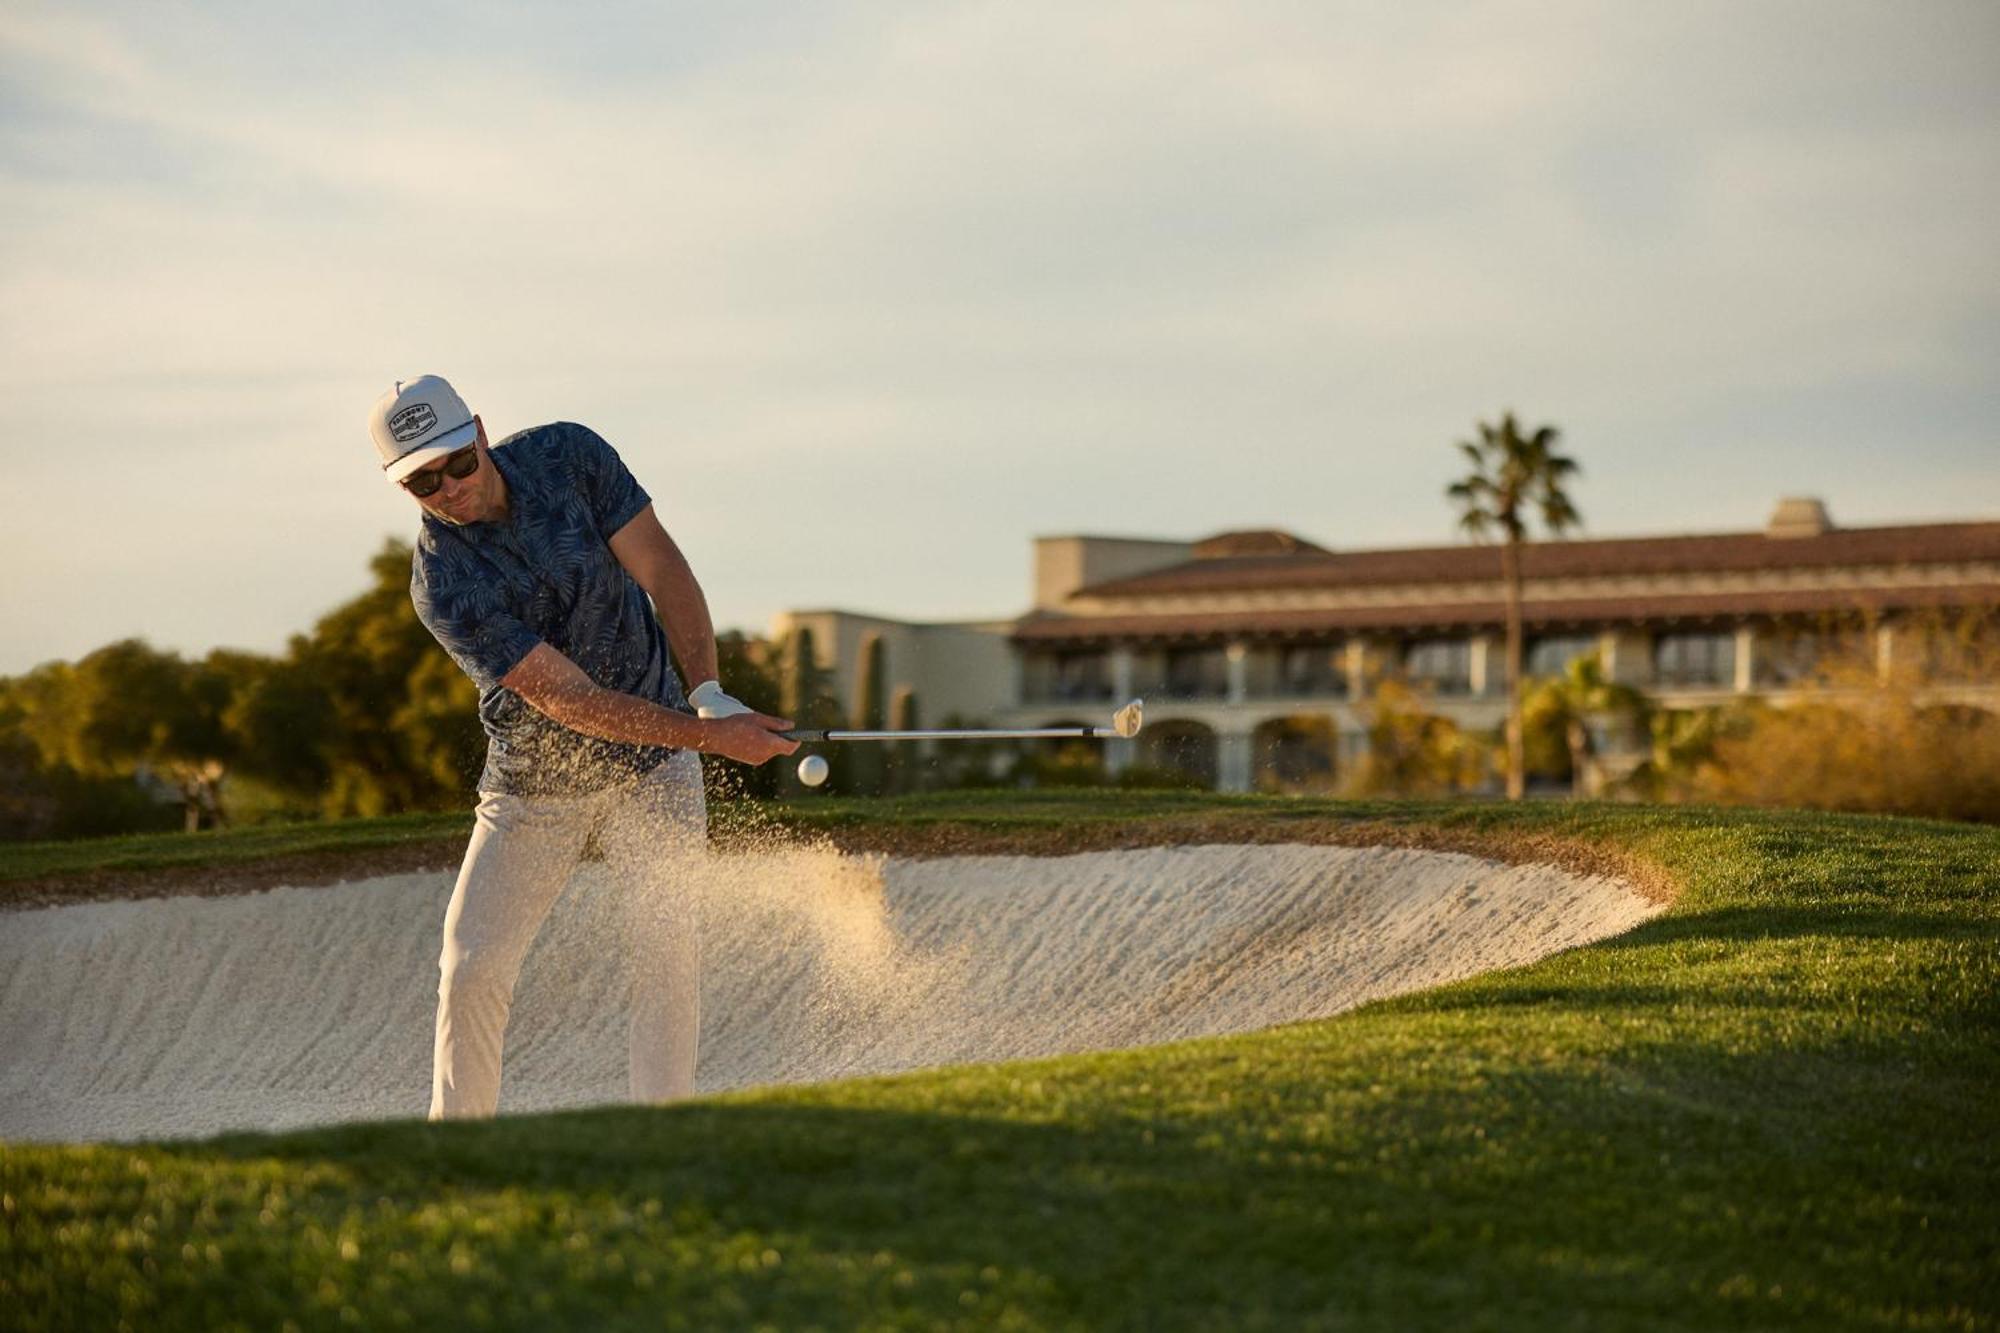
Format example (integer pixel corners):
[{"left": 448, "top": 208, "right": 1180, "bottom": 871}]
[{"left": 368, "top": 374, "right": 797, "bottom": 1120}]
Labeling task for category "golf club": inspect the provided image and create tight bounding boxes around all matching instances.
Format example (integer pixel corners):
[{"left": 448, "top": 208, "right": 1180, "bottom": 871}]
[{"left": 782, "top": 698, "right": 1144, "bottom": 744}]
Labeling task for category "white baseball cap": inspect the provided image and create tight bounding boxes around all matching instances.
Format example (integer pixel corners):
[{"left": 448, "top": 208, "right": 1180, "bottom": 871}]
[{"left": 369, "top": 374, "right": 479, "bottom": 483}]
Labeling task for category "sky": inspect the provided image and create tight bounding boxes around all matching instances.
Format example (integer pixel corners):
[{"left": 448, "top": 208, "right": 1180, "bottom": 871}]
[{"left": 2, "top": 1, "right": 1996, "bottom": 675}]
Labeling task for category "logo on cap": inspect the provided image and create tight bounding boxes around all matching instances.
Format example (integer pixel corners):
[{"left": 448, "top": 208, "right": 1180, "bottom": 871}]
[{"left": 390, "top": 403, "right": 438, "bottom": 443}]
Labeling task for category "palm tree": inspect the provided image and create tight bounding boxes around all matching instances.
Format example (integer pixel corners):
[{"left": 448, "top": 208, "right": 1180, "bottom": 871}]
[
  {"left": 1521, "top": 652, "right": 1647, "bottom": 798},
  {"left": 1446, "top": 413, "right": 1583, "bottom": 799}
]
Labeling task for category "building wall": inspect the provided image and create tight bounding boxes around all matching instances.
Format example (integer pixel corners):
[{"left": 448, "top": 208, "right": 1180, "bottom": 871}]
[
  {"left": 1034, "top": 536, "right": 1193, "bottom": 610},
  {"left": 767, "top": 610, "right": 1015, "bottom": 728}
]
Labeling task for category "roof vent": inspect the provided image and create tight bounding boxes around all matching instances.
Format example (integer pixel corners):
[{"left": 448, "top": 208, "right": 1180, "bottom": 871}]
[{"left": 1766, "top": 497, "right": 1833, "bottom": 539}]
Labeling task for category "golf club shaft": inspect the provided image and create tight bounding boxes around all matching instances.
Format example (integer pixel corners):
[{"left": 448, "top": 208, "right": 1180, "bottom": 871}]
[{"left": 781, "top": 725, "right": 1126, "bottom": 743}]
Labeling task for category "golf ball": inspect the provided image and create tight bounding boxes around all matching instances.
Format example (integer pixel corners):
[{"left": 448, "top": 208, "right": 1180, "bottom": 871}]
[{"left": 797, "top": 754, "right": 829, "bottom": 787}]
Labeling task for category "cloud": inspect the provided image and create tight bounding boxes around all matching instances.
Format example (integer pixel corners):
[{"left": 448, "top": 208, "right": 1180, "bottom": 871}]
[{"left": 1, "top": 0, "right": 1996, "bottom": 671}]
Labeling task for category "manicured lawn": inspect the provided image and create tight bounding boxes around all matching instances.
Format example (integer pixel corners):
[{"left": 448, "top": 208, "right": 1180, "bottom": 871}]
[
  {"left": 0, "top": 810, "right": 471, "bottom": 886},
  {"left": 4, "top": 797, "right": 1997, "bottom": 1330}
]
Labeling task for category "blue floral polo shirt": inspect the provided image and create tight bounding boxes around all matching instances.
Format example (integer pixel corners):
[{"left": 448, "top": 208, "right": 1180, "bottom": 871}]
[{"left": 410, "top": 422, "right": 689, "bottom": 796}]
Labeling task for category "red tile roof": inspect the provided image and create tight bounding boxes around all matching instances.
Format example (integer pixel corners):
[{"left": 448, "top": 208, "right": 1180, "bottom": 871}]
[
  {"left": 1011, "top": 583, "right": 2000, "bottom": 644},
  {"left": 1073, "top": 521, "right": 2000, "bottom": 599}
]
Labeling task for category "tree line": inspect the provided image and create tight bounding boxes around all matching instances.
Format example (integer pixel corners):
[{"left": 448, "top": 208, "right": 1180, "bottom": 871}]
[
  {"left": 0, "top": 533, "right": 990, "bottom": 841},
  {"left": 0, "top": 540, "right": 778, "bottom": 840}
]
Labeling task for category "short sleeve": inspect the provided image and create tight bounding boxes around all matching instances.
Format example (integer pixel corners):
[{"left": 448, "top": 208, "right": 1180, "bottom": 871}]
[
  {"left": 411, "top": 544, "right": 543, "bottom": 694},
  {"left": 563, "top": 423, "right": 652, "bottom": 541}
]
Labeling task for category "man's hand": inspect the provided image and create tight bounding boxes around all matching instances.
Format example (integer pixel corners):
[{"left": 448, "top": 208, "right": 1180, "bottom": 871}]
[{"left": 701, "top": 712, "right": 799, "bottom": 765}]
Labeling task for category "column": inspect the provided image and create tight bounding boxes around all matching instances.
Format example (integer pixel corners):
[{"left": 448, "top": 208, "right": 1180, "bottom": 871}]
[
  {"left": 1105, "top": 645, "right": 1137, "bottom": 780},
  {"left": 1734, "top": 626, "right": 1756, "bottom": 693},
  {"left": 1469, "top": 635, "right": 1495, "bottom": 696},
  {"left": 1226, "top": 642, "right": 1248, "bottom": 704},
  {"left": 1344, "top": 640, "right": 1372, "bottom": 699},
  {"left": 1337, "top": 725, "right": 1369, "bottom": 778},
  {"left": 1111, "top": 645, "right": 1135, "bottom": 702},
  {"left": 1218, "top": 730, "right": 1254, "bottom": 794},
  {"left": 1104, "top": 739, "right": 1134, "bottom": 780},
  {"left": 1602, "top": 630, "right": 1652, "bottom": 687}
]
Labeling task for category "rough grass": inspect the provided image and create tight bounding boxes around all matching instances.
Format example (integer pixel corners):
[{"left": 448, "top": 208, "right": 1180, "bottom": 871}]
[{"left": 4, "top": 797, "right": 1997, "bottom": 1331}]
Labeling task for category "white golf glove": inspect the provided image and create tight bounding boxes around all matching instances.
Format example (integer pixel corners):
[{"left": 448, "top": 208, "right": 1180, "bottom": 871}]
[{"left": 689, "top": 679, "right": 755, "bottom": 720}]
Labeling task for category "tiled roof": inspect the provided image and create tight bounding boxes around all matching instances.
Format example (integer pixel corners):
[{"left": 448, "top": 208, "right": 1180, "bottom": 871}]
[
  {"left": 1190, "top": 530, "right": 1330, "bottom": 558},
  {"left": 1074, "top": 521, "right": 2000, "bottom": 599},
  {"left": 1011, "top": 583, "right": 2000, "bottom": 644}
]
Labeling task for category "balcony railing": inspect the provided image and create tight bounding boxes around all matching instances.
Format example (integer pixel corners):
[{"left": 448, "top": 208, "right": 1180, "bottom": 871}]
[
  {"left": 1245, "top": 674, "right": 1349, "bottom": 701},
  {"left": 1132, "top": 676, "right": 1231, "bottom": 702},
  {"left": 1021, "top": 679, "right": 1117, "bottom": 705}
]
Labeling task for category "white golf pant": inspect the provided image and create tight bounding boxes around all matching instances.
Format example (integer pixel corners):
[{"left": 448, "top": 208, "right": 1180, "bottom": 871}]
[{"left": 429, "top": 750, "right": 706, "bottom": 1120}]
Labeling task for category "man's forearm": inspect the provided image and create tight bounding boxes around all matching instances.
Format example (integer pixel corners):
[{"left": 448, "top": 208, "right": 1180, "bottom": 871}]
[{"left": 531, "top": 678, "right": 711, "bottom": 751}]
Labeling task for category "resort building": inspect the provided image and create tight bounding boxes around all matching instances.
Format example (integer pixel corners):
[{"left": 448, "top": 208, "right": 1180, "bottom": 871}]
[{"left": 770, "top": 499, "right": 2000, "bottom": 793}]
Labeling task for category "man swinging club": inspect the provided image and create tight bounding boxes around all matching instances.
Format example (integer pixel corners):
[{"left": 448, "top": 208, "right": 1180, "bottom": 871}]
[{"left": 368, "top": 374, "right": 798, "bottom": 1119}]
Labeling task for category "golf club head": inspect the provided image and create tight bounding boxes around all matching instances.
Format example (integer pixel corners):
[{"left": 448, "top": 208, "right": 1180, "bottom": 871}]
[{"left": 1111, "top": 698, "right": 1144, "bottom": 739}]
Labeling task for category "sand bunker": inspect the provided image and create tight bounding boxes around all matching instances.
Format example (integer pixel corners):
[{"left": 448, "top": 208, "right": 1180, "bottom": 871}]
[{"left": 0, "top": 844, "right": 1660, "bottom": 1143}]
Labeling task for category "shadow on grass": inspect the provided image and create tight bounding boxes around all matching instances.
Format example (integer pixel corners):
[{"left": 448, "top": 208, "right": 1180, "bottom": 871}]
[
  {"left": 1558, "top": 903, "right": 1999, "bottom": 966},
  {"left": 67, "top": 1029, "right": 1992, "bottom": 1333}
]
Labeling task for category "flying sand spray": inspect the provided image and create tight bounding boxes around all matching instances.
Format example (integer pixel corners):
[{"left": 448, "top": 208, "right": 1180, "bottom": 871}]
[{"left": 787, "top": 699, "right": 1145, "bottom": 787}]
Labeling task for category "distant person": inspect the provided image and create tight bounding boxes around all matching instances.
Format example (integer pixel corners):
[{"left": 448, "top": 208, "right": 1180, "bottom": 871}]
[{"left": 368, "top": 374, "right": 798, "bottom": 1119}]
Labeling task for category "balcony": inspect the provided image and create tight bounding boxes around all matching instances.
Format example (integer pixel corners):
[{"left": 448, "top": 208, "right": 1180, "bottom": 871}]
[
  {"left": 1020, "top": 651, "right": 1114, "bottom": 706},
  {"left": 1021, "top": 681, "right": 1118, "bottom": 705},
  {"left": 1132, "top": 647, "right": 1231, "bottom": 702},
  {"left": 1246, "top": 643, "right": 1348, "bottom": 701},
  {"left": 1525, "top": 634, "right": 1599, "bottom": 679},
  {"left": 1404, "top": 637, "right": 1473, "bottom": 698},
  {"left": 1654, "top": 632, "right": 1736, "bottom": 689}
]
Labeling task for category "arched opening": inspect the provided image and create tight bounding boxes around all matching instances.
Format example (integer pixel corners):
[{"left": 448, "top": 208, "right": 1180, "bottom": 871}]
[
  {"left": 1252, "top": 715, "right": 1338, "bottom": 793},
  {"left": 1016, "top": 718, "right": 1106, "bottom": 787},
  {"left": 1136, "top": 720, "right": 1219, "bottom": 789},
  {"left": 1916, "top": 703, "right": 1998, "bottom": 731}
]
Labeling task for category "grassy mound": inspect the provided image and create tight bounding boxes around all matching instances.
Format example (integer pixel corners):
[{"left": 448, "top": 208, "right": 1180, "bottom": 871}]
[{"left": 4, "top": 797, "right": 1996, "bottom": 1330}]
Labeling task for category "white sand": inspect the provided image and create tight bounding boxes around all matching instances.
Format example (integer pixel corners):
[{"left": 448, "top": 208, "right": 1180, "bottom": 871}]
[{"left": 0, "top": 844, "right": 1660, "bottom": 1143}]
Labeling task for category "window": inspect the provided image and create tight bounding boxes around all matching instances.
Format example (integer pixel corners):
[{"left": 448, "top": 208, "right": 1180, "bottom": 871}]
[
  {"left": 1404, "top": 638, "right": 1472, "bottom": 696},
  {"left": 1654, "top": 632, "right": 1736, "bottom": 688},
  {"left": 1756, "top": 630, "right": 1829, "bottom": 687},
  {"left": 1023, "top": 651, "right": 1111, "bottom": 703},
  {"left": 1913, "top": 619, "right": 1998, "bottom": 684},
  {"left": 1162, "top": 647, "right": 1230, "bottom": 700},
  {"left": 1526, "top": 634, "right": 1598, "bottom": 679},
  {"left": 1273, "top": 642, "right": 1347, "bottom": 697}
]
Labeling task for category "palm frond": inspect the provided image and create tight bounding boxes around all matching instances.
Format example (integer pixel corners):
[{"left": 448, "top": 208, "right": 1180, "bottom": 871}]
[
  {"left": 1541, "top": 493, "right": 1583, "bottom": 534},
  {"left": 1455, "top": 412, "right": 1586, "bottom": 548}
]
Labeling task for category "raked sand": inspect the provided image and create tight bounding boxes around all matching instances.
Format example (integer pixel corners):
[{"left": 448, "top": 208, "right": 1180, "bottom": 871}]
[{"left": 0, "top": 844, "right": 1661, "bottom": 1143}]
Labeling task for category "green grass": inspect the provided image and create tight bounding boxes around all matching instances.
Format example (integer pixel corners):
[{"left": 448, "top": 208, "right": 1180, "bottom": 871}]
[
  {"left": 0, "top": 810, "right": 471, "bottom": 885},
  {"left": 4, "top": 797, "right": 1997, "bottom": 1330}
]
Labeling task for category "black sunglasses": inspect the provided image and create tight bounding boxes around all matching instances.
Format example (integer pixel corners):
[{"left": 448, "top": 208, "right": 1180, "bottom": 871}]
[{"left": 400, "top": 444, "right": 480, "bottom": 498}]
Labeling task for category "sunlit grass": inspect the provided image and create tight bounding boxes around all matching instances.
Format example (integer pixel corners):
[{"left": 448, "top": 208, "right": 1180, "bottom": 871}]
[{"left": 0, "top": 810, "right": 471, "bottom": 886}]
